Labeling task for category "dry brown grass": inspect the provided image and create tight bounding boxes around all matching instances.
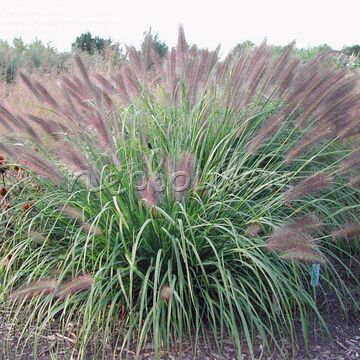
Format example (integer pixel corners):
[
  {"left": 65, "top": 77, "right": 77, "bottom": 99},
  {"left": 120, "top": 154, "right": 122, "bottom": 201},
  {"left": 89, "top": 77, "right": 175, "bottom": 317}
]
[{"left": 0, "top": 74, "right": 61, "bottom": 128}]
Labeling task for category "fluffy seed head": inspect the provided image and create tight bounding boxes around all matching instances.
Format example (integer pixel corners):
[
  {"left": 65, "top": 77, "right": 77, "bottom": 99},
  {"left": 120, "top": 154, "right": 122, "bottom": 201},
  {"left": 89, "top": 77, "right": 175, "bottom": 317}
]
[
  {"left": 245, "top": 223, "right": 262, "bottom": 237},
  {"left": 9, "top": 280, "right": 58, "bottom": 301},
  {"left": 28, "top": 231, "right": 47, "bottom": 244},
  {"left": 81, "top": 222, "right": 103, "bottom": 236},
  {"left": 160, "top": 285, "right": 172, "bottom": 302},
  {"left": 61, "top": 205, "right": 85, "bottom": 222},
  {"left": 1, "top": 254, "right": 12, "bottom": 270},
  {"left": 285, "top": 214, "right": 323, "bottom": 234},
  {"left": 331, "top": 223, "right": 360, "bottom": 241},
  {"left": 283, "top": 173, "right": 333, "bottom": 203},
  {"left": 22, "top": 203, "right": 33, "bottom": 211},
  {"left": 285, "top": 125, "right": 334, "bottom": 163},
  {"left": 172, "top": 153, "right": 197, "bottom": 202},
  {"left": 280, "top": 248, "right": 327, "bottom": 264},
  {"left": 266, "top": 215, "right": 323, "bottom": 262},
  {"left": 339, "top": 150, "right": 360, "bottom": 175},
  {"left": 137, "top": 174, "right": 162, "bottom": 208},
  {"left": 56, "top": 274, "right": 95, "bottom": 298},
  {"left": 349, "top": 175, "right": 360, "bottom": 189}
]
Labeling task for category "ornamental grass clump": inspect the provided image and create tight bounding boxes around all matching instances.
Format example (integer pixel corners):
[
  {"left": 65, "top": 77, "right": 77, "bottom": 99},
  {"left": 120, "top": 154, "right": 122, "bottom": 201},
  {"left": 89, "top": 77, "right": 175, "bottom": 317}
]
[{"left": 0, "top": 28, "right": 360, "bottom": 358}]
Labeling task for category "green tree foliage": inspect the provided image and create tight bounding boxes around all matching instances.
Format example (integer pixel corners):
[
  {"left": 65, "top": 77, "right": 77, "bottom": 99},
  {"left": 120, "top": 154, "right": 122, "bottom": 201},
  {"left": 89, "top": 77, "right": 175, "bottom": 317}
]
[
  {"left": 151, "top": 33, "right": 168, "bottom": 58},
  {"left": 344, "top": 45, "right": 360, "bottom": 56},
  {"left": 72, "top": 32, "right": 112, "bottom": 55},
  {"left": 232, "top": 40, "right": 255, "bottom": 55}
]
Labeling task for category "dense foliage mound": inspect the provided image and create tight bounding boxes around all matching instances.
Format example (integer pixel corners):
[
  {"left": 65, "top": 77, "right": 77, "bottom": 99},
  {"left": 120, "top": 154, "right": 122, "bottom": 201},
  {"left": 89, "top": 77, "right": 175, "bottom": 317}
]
[{"left": 0, "top": 29, "right": 360, "bottom": 358}]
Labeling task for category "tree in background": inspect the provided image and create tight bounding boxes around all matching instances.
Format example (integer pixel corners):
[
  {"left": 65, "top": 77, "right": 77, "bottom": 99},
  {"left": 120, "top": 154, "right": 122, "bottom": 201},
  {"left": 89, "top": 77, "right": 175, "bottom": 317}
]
[
  {"left": 232, "top": 40, "right": 255, "bottom": 54},
  {"left": 72, "top": 32, "right": 112, "bottom": 55},
  {"left": 151, "top": 33, "right": 168, "bottom": 58},
  {"left": 344, "top": 45, "right": 360, "bottom": 56}
]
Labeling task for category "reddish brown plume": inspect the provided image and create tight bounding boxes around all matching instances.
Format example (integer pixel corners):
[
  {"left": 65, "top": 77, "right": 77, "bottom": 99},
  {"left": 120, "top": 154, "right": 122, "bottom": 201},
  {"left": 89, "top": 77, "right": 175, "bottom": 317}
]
[
  {"left": 56, "top": 274, "right": 95, "bottom": 298},
  {"left": 9, "top": 280, "right": 58, "bottom": 301},
  {"left": 331, "top": 223, "right": 360, "bottom": 241},
  {"left": 283, "top": 173, "right": 332, "bottom": 203}
]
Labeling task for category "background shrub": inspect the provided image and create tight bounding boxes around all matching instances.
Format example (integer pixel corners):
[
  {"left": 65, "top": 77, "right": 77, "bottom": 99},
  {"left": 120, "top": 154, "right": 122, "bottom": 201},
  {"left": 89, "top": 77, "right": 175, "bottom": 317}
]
[{"left": 72, "top": 32, "right": 113, "bottom": 55}]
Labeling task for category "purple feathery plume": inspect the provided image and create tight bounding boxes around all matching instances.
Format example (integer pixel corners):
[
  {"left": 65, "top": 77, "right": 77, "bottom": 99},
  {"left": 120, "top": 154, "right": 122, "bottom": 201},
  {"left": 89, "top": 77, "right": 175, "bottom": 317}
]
[
  {"left": 56, "top": 274, "right": 94, "bottom": 298},
  {"left": 137, "top": 174, "right": 162, "bottom": 208},
  {"left": 0, "top": 143, "right": 64, "bottom": 185},
  {"left": 9, "top": 280, "right": 58, "bottom": 300},
  {"left": 331, "top": 223, "right": 360, "bottom": 241},
  {"left": 285, "top": 124, "right": 334, "bottom": 163},
  {"left": 283, "top": 173, "right": 333, "bottom": 202},
  {"left": 172, "top": 153, "right": 197, "bottom": 202},
  {"left": 266, "top": 215, "right": 325, "bottom": 263},
  {"left": 339, "top": 149, "right": 360, "bottom": 174}
]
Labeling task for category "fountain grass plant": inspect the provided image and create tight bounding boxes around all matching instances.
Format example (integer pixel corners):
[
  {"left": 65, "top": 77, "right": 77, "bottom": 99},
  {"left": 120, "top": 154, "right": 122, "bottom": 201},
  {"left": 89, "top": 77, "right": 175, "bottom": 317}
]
[{"left": 0, "top": 28, "right": 360, "bottom": 359}]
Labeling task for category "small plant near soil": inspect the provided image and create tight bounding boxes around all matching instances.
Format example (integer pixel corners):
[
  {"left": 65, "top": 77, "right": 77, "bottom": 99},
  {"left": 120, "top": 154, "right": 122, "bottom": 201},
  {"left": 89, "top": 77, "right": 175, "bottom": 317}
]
[{"left": 0, "top": 28, "right": 360, "bottom": 359}]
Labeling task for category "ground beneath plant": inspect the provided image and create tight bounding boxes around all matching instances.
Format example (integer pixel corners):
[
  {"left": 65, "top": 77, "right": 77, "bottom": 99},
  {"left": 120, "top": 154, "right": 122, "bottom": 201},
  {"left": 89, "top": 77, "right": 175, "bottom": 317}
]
[
  {"left": 1, "top": 298, "right": 358, "bottom": 359},
  {"left": 1, "top": 258, "right": 359, "bottom": 359}
]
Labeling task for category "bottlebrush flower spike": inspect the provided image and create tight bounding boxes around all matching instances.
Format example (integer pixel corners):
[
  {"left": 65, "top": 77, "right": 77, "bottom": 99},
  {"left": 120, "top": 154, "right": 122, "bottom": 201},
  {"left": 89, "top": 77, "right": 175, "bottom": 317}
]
[
  {"left": 28, "top": 231, "right": 47, "bottom": 244},
  {"left": 57, "top": 142, "right": 99, "bottom": 186},
  {"left": 74, "top": 55, "right": 95, "bottom": 94},
  {"left": 0, "top": 143, "right": 64, "bottom": 185},
  {"left": 9, "top": 280, "right": 58, "bottom": 301},
  {"left": 285, "top": 124, "right": 334, "bottom": 163},
  {"left": 285, "top": 214, "right": 323, "bottom": 234},
  {"left": 22, "top": 157, "right": 63, "bottom": 185},
  {"left": 244, "top": 223, "right": 263, "bottom": 237},
  {"left": 1, "top": 254, "right": 12, "bottom": 270},
  {"left": 349, "top": 175, "right": 360, "bottom": 189},
  {"left": 0, "top": 105, "right": 42, "bottom": 144},
  {"left": 160, "top": 285, "right": 172, "bottom": 302},
  {"left": 331, "top": 223, "right": 360, "bottom": 241},
  {"left": 137, "top": 174, "right": 162, "bottom": 208},
  {"left": 339, "top": 122, "right": 360, "bottom": 140},
  {"left": 283, "top": 173, "right": 332, "bottom": 203},
  {"left": 280, "top": 248, "right": 327, "bottom": 264},
  {"left": 339, "top": 149, "right": 360, "bottom": 174},
  {"left": 61, "top": 205, "right": 85, "bottom": 222},
  {"left": 266, "top": 231, "right": 316, "bottom": 253},
  {"left": 33, "top": 81, "right": 62, "bottom": 112},
  {"left": 56, "top": 274, "right": 95, "bottom": 298},
  {"left": 293, "top": 71, "right": 347, "bottom": 128},
  {"left": 26, "top": 115, "right": 68, "bottom": 141},
  {"left": 177, "top": 25, "right": 188, "bottom": 71},
  {"left": 172, "top": 153, "right": 197, "bottom": 202},
  {"left": 94, "top": 74, "right": 116, "bottom": 94},
  {"left": 247, "top": 111, "right": 287, "bottom": 154},
  {"left": 266, "top": 215, "right": 323, "bottom": 262},
  {"left": 18, "top": 72, "right": 40, "bottom": 98},
  {"left": 81, "top": 221, "right": 103, "bottom": 236}
]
